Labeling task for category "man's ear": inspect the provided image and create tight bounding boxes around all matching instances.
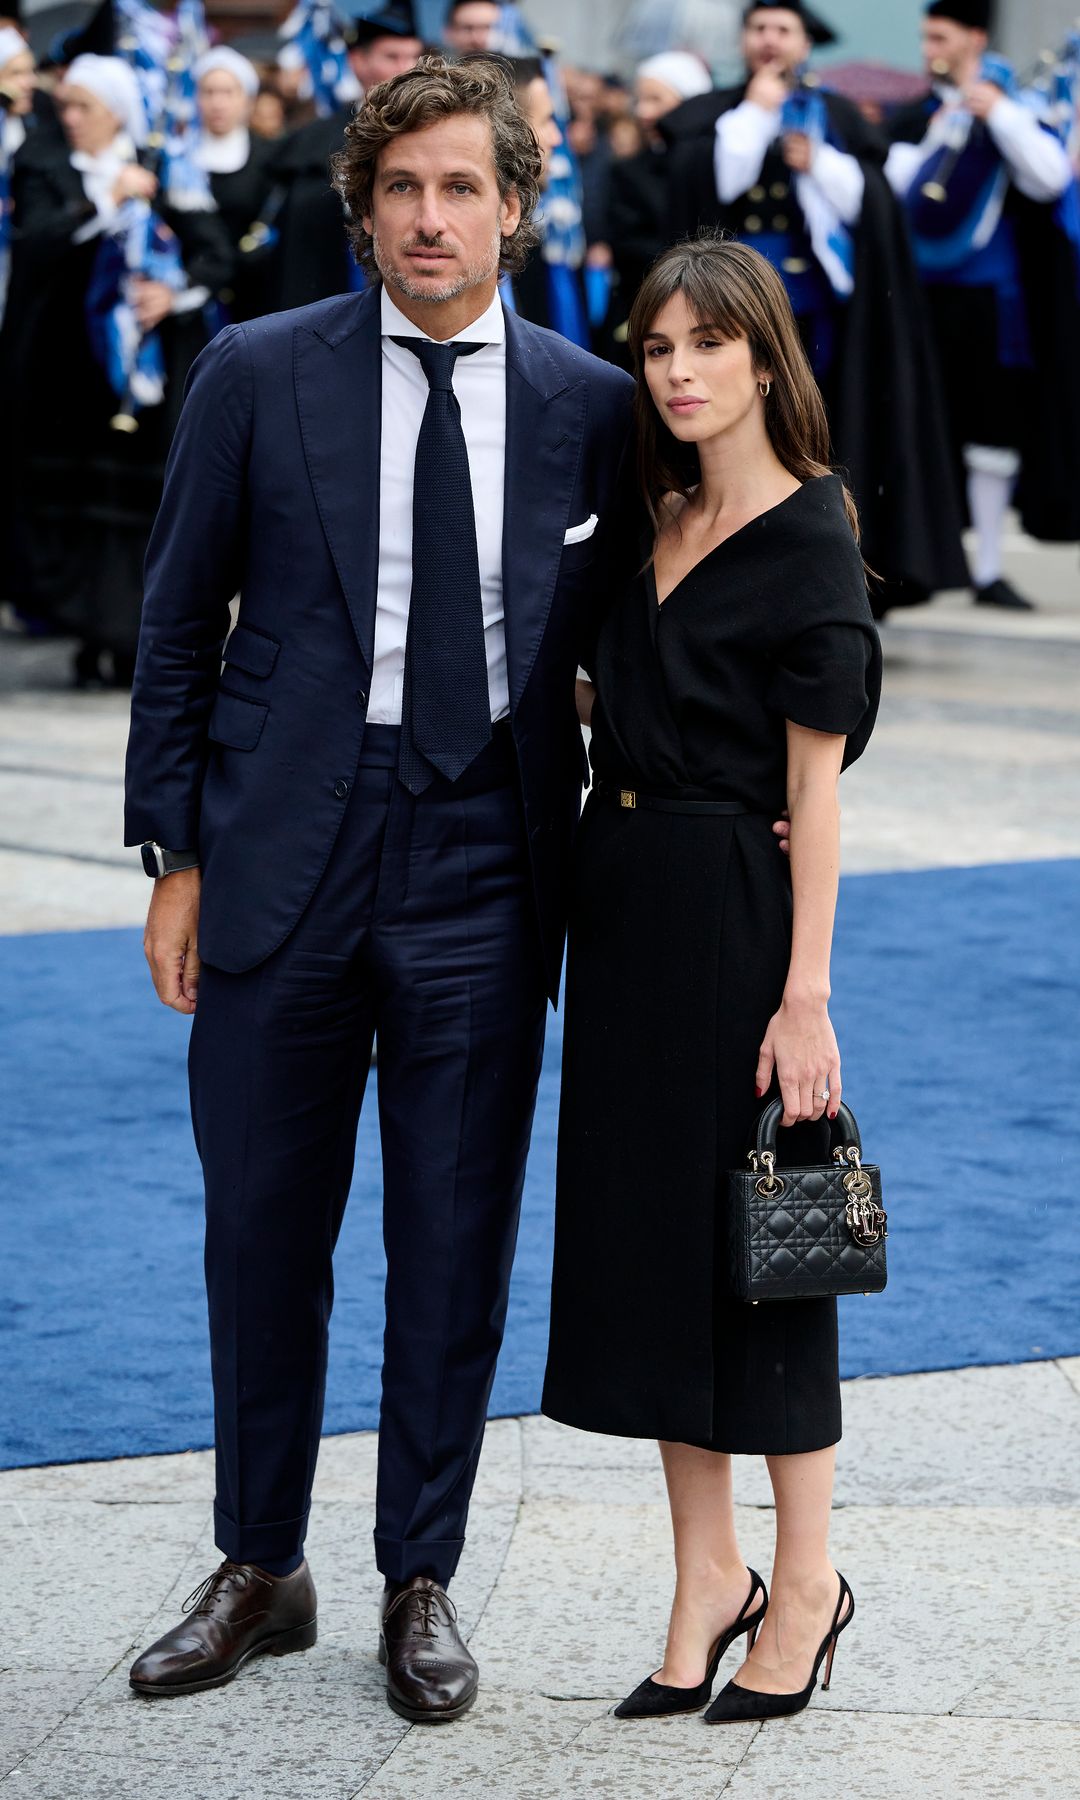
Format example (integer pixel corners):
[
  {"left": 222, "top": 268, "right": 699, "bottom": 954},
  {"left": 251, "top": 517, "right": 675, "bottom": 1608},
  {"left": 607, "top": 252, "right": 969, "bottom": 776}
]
[
  {"left": 362, "top": 213, "right": 373, "bottom": 237},
  {"left": 500, "top": 187, "right": 522, "bottom": 240}
]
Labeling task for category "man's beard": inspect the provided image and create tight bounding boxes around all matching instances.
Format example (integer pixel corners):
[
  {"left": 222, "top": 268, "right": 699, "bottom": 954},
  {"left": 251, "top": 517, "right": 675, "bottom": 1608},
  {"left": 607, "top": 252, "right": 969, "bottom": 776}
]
[{"left": 373, "top": 228, "right": 503, "bottom": 303}]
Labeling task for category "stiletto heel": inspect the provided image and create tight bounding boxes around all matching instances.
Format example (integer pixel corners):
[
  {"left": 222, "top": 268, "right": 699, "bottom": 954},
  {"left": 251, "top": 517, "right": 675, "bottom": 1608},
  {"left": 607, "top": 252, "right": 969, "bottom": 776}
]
[
  {"left": 703, "top": 1573, "right": 854, "bottom": 1723},
  {"left": 613, "top": 1570, "right": 769, "bottom": 1719},
  {"left": 746, "top": 1621, "right": 759, "bottom": 1652}
]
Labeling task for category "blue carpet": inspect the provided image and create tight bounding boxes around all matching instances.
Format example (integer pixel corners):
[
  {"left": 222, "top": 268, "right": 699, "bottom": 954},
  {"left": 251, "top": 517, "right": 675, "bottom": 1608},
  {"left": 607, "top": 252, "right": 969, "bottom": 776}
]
[{"left": 2, "top": 859, "right": 1078, "bottom": 1469}]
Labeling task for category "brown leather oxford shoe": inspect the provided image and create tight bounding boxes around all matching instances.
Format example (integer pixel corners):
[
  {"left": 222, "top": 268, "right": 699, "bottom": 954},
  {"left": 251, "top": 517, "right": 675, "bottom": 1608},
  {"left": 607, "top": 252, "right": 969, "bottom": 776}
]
[
  {"left": 129, "top": 1559, "right": 317, "bottom": 1697},
  {"left": 379, "top": 1575, "right": 478, "bottom": 1722}
]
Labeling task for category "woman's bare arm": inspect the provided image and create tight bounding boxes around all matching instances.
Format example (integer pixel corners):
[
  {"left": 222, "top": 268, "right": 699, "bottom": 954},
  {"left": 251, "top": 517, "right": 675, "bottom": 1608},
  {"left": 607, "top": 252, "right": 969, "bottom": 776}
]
[{"left": 755, "top": 722, "right": 846, "bottom": 1127}]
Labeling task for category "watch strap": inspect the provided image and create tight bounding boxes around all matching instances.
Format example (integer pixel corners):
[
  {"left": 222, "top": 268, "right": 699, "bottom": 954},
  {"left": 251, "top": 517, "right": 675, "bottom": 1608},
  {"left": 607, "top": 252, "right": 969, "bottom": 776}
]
[{"left": 141, "top": 843, "right": 199, "bottom": 878}]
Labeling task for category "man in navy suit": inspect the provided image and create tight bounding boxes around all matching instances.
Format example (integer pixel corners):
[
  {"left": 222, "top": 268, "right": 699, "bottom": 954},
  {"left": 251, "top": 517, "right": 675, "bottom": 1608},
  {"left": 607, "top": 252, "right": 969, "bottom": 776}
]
[{"left": 123, "top": 55, "right": 632, "bottom": 1719}]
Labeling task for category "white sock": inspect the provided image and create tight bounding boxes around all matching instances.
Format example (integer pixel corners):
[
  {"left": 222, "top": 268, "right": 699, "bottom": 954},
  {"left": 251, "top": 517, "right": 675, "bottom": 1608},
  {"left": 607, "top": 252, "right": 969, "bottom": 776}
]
[{"left": 964, "top": 445, "right": 1020, "bottom": 589}]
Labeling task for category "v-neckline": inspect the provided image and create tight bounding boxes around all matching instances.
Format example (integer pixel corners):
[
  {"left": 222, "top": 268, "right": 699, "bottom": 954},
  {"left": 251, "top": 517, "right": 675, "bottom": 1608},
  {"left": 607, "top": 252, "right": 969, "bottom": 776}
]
[{"left": 650, "top": 482, "right": 809, "bottom": 609}]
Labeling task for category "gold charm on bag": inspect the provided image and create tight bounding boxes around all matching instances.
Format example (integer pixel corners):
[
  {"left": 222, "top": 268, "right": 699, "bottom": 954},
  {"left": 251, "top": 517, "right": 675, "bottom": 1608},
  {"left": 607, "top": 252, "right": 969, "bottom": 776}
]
[
  {"left": 748, "top": 1148, "right": 786, "bottom": 1199},
  {"left": 833, "top": 1145, "right": 888, "bottom": 1247}
]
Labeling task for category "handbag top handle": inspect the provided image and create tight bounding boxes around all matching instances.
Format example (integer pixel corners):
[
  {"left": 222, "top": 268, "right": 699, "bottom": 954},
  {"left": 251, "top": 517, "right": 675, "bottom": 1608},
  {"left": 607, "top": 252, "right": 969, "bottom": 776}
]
[{"left": 753, "top": 1098, "right": 863, "bottom": 1158}]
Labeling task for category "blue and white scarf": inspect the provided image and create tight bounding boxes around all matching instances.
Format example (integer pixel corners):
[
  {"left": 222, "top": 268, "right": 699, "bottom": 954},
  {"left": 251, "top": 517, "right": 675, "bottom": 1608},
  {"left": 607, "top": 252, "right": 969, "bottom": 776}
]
[
  {"left": 86, "top": 198, "right": 188, "bottom": 412},
  {"left": 277, "top": 1, "right": 359, "bottom": 119},
  {"left": 782, "top": 79, "right": 855, "bottom": 298}
]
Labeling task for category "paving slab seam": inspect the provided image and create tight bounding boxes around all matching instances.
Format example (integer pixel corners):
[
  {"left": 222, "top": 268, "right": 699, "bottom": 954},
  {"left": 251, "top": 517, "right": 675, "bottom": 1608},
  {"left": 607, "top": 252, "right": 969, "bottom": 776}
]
[
  {"left": 350, "top": 1420, "right": 526, "bottom": 1796},
  {"left": 4, "top": 1519, "right": 216, "bottom": 1783},
  {"left": 459, "top": 1418, "right": 527, "bottom": 1646},
  {"left": 1052, "top": 1360, "right": 1080, "bottom": 1401},
  {"left": 347, "top": 1719, "right": 413, "bottom": 1798},
  {"left": 716, "top": 1718, "right": 764, "bottom": 1794}
]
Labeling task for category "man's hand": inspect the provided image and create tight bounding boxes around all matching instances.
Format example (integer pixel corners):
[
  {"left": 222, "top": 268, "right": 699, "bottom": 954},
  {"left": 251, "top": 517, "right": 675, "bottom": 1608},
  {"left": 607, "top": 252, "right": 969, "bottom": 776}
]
[
  {"left": 144, "top": 867, "right": 202, "bottom": 1014},
  {"left": 964, "top": 80, "right": 1004, "bottom": 122},
  {"left": 772, "top": 811, "right": 791, "bottom": 856},
  {"left": 130, "top": 277, "right": 175, "bottom": 333},
  {"left": 112, "top": 164, "right": 158, "bottom": 205},
  {"left": 746, "top": 67, "right": 787, "bottom": 114},
  {"left": 781, "top": 130, "right": 813, "bottom": 172}
]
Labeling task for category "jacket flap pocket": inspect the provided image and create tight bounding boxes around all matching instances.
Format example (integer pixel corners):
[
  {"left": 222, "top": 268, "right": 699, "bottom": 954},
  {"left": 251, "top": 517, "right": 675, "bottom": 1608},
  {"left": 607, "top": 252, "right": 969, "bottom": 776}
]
[
  {"left": 208, "top": 687, "right": 268, "bottom": 752},
  {"left": 223, "top": 624, "right": 280, "bottom": 679}
]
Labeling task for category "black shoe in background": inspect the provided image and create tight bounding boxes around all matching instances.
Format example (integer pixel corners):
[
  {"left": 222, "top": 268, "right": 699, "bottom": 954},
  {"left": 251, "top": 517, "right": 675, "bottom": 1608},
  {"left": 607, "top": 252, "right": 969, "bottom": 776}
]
[{"left": 973, "top": 578, "right": 1036, "bottom": 611}]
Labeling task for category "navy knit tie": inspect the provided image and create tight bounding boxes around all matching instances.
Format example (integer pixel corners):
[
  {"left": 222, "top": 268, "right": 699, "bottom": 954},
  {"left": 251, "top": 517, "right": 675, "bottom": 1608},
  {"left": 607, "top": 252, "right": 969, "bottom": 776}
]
[{"left": 391, "top": 336, "right": 490, "bottom": 794}]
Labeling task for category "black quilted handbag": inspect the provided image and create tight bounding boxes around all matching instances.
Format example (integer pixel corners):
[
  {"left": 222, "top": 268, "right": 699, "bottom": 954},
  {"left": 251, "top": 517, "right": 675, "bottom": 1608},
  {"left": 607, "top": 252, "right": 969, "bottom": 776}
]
[{"left": 727, "top": 1099, "right": 888, "bottom": 1303}]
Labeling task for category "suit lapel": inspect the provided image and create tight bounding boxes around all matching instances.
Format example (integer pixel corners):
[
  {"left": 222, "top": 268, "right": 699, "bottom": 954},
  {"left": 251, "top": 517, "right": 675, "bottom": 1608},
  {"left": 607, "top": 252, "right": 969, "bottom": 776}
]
[
  {"left": 294, "top": 290, "right": 381, "bottom": 676},
  {"left": 502, "top": 309, "right": 588, "bottom": 712}
]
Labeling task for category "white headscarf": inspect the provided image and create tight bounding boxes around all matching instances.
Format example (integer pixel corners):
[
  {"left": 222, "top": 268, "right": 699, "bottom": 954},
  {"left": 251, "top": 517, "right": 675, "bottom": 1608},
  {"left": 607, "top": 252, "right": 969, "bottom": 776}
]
[
  {"left": 0, "top": 26, "right": 29, "bottom": 69},
  {"left": 636, "top": 52, "right": 713, "bottom": 103},
  {"left": 194, "top": 46, "right": 259, "bottom": 100},
  {"left": 64, "top": 53, "right": 147, "bottom": 148}
]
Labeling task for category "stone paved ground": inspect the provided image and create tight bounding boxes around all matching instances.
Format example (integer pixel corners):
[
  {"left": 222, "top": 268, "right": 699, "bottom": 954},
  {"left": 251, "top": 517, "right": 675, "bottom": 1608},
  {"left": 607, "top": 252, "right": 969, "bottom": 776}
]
[{"left": 2, "top": 527, "right": 1079, "bottom": 1798}]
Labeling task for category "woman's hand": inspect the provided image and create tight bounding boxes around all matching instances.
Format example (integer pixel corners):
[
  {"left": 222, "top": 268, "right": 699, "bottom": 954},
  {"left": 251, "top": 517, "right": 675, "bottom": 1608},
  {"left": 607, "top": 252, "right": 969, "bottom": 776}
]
[
  {"left": 112, "top": 165, "right": 158, "bottom": 205},
  {"left": 755, "top": 990, "right": 841, "bottom": 1126}
]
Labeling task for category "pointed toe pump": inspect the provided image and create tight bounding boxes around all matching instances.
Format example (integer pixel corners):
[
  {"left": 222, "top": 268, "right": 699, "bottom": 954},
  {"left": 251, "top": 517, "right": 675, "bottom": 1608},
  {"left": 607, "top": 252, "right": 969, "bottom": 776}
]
[
  {"left": 703, "top": 1573, "right": 854, "bottom": 1723},
  {"left": 613, "top": 1569, "right": 768, "bottom": 1719}
]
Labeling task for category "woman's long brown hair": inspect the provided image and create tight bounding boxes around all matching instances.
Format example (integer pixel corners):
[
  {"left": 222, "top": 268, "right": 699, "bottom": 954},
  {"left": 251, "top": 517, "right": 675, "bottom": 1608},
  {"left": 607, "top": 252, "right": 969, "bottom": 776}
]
[{"left": 628, "top": 235, "right": 861, "bottom": 553}]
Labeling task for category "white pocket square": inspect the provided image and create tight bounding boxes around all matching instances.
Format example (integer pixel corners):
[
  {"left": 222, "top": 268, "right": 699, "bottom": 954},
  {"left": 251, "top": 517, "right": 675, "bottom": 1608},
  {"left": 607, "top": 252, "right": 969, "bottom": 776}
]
[{"left": 563, "top": 513, "right": 598, "bottom": 546}]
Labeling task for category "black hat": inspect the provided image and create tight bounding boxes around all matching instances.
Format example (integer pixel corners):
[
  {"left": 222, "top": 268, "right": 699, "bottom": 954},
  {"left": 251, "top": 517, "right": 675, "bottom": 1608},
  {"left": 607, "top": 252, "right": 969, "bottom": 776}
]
[
  {"left": 924, "top": 0, "right": 992, "bottom": 27},
  {"left": 742, "top": 2, "right": 838, "bottom": 48},
  {"left": 340, "top": 0, "right": 419, "bottom": 48},
  {"left": 43, "top": 0, "right": 114, "bottom": 66}
]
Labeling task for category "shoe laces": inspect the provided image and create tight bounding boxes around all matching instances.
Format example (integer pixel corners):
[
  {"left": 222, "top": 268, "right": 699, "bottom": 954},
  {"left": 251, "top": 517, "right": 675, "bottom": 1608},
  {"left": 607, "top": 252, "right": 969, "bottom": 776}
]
[
  {"left": 383, "top": 1582, "right": 457, "bottom": 1640},
  {"left": 182, "top": 1561, "right": 267, "bottom": 1618}
]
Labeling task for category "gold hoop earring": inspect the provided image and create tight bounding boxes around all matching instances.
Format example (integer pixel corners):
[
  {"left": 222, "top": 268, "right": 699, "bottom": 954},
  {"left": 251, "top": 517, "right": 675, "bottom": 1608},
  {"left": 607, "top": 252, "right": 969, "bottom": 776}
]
[{"left": 758, "top": 379, "right": 771, "bottom": 398}]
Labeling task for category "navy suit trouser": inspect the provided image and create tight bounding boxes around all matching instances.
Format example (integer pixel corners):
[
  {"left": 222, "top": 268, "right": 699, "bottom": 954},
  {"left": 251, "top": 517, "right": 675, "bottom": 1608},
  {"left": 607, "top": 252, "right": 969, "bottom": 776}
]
[{"left": 188, "top": 724, "right": 548, "bottom": 1587}]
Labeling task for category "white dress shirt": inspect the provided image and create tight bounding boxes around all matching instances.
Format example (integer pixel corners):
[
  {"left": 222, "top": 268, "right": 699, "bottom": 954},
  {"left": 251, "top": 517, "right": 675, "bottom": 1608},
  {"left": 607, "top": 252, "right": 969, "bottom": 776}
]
[
  {"left": 714, "top": 99, "right": 865, "bottom": 225},
  {"left": 884, "top": 94, "right": 1071, "bottom": 206},
  {"left": 370, "top": 285, "right": 508, "bottom": 726}
]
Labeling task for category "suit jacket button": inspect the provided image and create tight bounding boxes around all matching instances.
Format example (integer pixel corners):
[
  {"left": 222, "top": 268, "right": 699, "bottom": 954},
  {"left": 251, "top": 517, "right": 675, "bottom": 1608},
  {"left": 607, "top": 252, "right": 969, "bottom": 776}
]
[
  {"left": 334, "top": 779, "right": 349, "bottom": 799},
  {"left": 357, "top": 690, "right": 367, "bottom": 707}
]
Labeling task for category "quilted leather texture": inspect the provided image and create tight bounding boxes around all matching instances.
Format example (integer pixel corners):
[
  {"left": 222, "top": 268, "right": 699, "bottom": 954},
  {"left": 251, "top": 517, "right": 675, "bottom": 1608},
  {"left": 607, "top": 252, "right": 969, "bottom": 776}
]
[{"left": 726, "top": 1163, "right": 887, "bottom": 1302}]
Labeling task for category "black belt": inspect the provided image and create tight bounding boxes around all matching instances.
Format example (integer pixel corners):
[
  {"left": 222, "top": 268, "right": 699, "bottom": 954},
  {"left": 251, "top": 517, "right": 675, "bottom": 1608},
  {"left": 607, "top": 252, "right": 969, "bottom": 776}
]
[{"left": 593, "top": 780, "right": 755, "bottom": 817}]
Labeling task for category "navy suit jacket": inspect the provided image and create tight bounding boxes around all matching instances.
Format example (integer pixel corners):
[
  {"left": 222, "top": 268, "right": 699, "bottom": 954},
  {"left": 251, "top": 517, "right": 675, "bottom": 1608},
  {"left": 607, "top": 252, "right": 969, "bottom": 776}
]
[{"left": 124, "top": 288, "right": 634, "bottom": 1000}]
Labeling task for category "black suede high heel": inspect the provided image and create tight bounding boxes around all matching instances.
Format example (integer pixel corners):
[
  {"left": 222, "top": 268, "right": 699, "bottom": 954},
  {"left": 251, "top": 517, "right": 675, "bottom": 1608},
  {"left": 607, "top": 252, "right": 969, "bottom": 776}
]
[
  {"left": 703, "top": 1573, "right": 854, "bottom": 1723},
  {"left": 613, "top": 1569, "right": 768, "bottom": 1719}
]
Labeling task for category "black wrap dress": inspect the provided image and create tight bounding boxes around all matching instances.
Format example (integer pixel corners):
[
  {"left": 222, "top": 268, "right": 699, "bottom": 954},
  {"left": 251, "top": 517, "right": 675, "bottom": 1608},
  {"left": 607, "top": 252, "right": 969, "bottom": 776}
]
[{"left": 541, "top": 475, "right": 882, "bottom": 1454}]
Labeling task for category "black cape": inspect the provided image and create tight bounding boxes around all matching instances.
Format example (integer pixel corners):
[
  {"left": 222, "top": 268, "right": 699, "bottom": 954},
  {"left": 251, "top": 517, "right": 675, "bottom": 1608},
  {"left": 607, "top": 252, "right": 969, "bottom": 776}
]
[
  {"left": 208, "top": 133, "right": 279, "bottom": 323},
  {"left": 661, "top": 85, "right": 970, "bottom": 611},
  {"left": 264, "top": 108, "right": 355, "bottom": 313},
  {"left": 888, "top": 93, "right": 1080, "bottom": 543},
  {"left": 608, "top": 144, "right": 669, "bottom": 314},
  {"left": 2, "top": 132, "right": 235, "bottom": 653}
]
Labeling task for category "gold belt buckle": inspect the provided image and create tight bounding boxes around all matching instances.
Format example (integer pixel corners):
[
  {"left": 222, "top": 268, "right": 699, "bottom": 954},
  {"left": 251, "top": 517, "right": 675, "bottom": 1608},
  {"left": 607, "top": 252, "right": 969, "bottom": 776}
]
[{"left": 619, "top": 789, "right": 636, "bottom": 809}]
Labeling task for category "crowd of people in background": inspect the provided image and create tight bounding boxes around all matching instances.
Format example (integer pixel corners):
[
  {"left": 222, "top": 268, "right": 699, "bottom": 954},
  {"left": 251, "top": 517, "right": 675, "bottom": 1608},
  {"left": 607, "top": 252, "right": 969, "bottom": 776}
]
[{"left": 1, "top": 0, "right": 1079, "bottom": 685}]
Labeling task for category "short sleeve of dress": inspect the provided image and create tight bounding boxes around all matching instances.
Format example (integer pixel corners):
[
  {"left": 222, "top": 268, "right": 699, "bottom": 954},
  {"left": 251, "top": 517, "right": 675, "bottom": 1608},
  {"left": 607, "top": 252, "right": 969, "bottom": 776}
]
[{"left": 766, "top": 619, "right": 882, "bottom": 769}]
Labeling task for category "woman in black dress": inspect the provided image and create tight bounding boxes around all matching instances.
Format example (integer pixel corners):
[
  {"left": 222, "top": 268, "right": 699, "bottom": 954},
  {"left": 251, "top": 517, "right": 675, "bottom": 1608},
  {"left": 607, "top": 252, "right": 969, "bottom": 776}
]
[{"left": 542, "top": 238, "right": 881, "bottom": 1723}]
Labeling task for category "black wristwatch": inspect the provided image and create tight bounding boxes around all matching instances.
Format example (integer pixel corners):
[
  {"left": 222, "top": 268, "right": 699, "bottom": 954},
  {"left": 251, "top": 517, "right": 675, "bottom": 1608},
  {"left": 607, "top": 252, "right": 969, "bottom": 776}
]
[{"left": 140, "top": 842, "right": 200, "bottom": 878}]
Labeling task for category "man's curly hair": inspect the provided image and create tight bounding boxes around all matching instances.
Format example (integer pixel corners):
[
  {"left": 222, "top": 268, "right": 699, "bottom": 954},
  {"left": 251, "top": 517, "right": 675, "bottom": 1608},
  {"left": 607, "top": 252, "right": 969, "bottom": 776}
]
[{"left": 331, "top": 55, "right": 543, "bottom": 280}]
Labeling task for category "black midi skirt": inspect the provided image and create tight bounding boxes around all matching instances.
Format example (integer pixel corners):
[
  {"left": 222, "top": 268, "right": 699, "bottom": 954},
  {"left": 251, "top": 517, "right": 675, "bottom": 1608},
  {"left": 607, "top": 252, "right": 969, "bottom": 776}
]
[{"left": 541, "top": 793, "right": 842, "bottom": 1454}]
